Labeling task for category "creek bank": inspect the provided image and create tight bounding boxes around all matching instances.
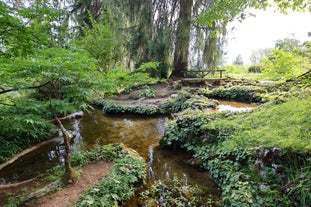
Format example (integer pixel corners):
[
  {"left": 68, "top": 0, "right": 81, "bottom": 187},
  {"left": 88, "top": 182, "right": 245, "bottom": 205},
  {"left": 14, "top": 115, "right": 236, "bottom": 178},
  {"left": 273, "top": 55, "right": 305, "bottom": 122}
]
[
  {"left": 97, "top": 93, "right": 219, "bottom": 115},
  {"left": 2, "top": 77, "right": 306, "bottom": 206},
  {"left": 1, "top": 144, "right": 145, "bottom": 207},
  {"left": 92, "top": 81, "right": 266, "bottom": 206},
  {"left": 160, "top": 75, "right": 310, "bottom": 207},
  {"left": 161, "top": 97, "right": 310, "bottom": 206},
  {"left": 26, "top": 161, "right": 111, "bottom": 207},
  {"left": 0, "top": 137, "right": 62, "bottom": 173},
  {"left": 96, "top": 78, "right": 265, "bottom": 115}
]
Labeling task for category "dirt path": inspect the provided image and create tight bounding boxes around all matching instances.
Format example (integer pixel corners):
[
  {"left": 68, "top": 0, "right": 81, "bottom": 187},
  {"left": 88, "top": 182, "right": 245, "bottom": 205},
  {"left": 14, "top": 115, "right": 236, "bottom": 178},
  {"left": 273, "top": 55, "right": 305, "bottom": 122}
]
[{"left": 26, "top": 161, "right": 112, "bottom": 207}]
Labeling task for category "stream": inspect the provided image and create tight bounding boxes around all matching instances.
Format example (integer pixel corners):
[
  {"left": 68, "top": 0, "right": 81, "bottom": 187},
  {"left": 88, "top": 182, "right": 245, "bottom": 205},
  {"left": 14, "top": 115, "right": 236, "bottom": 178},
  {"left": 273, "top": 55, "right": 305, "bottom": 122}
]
[{"left": 0, "top": 101, "right": 255, "bottom": 204}]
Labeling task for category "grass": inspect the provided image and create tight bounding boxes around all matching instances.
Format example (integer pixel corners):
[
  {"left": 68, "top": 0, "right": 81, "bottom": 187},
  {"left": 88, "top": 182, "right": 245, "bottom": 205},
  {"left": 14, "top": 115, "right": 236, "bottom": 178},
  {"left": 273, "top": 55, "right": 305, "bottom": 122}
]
[
  {"left": 223, "top": 64, "right": 264, "bottom": 80},
  {"left": 223, "top": 64, "right": 306, "bottom": 81},
  {"left": 211, "top": 97, "right": 311, "bottom": 152}
]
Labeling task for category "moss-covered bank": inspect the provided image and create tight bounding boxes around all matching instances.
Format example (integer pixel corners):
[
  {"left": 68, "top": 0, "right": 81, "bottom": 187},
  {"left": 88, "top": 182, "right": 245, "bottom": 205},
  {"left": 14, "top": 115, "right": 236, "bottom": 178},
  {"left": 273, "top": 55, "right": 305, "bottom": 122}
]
[
  {"left": 161, "top": 82, "right": 310, "bottom": 207},
  {"left": 96, "top": 89, "right": 219, "bottom": 115}
]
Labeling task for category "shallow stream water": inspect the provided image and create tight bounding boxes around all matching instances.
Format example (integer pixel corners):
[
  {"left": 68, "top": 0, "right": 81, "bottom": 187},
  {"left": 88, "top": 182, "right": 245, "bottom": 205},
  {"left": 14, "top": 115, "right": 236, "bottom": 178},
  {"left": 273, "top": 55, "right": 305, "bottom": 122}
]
[{"left": 0, "top": 101, "right": 255, "bottom": 204}]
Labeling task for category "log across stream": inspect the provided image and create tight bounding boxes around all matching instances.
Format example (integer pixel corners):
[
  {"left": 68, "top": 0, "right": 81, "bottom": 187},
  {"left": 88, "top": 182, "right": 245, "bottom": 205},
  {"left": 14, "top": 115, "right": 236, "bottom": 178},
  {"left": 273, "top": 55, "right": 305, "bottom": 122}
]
[{"left": 0, "top": 101, "right": 255, "bottom": 204}]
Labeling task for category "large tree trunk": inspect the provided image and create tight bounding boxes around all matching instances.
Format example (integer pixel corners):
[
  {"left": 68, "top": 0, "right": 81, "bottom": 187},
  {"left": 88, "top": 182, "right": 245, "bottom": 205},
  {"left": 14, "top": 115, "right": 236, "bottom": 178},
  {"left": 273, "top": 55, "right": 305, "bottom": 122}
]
[{"left": 172, "top": 0, "right": 192, "bottom": 78}]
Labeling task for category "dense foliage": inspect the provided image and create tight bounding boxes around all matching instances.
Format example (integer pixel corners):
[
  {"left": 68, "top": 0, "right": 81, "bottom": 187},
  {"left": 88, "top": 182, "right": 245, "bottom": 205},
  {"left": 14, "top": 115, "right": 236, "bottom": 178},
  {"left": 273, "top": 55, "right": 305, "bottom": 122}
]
[
  {"left": 262, "top": 47, "right": 310, "bottom": 80},
  {"left": 0, "top": 48, "right": 101, "bottom": 162}
]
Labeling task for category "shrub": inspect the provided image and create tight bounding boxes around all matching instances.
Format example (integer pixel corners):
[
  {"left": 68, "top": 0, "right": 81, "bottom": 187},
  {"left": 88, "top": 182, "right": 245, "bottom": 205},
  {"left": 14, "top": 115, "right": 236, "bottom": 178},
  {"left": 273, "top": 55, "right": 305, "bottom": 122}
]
[
  {"left": 248, "top": 64, "right": 263, "bottom": 73},
  {"left": 0, "top": 105, "right": 56, "bottom": 163},
  {"left": 262, "top": 48, "right": 310, "bottom": 80},
  {"left": 138, "top": 86, "right": 156, "bottom": 98}
]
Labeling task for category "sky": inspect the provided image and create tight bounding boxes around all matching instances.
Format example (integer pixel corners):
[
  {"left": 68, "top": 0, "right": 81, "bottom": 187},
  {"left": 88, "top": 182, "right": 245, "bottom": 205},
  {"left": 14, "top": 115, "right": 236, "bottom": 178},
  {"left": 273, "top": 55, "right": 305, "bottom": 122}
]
[{"left": 225, "top": 9, "right": 311, "bottom": 64}]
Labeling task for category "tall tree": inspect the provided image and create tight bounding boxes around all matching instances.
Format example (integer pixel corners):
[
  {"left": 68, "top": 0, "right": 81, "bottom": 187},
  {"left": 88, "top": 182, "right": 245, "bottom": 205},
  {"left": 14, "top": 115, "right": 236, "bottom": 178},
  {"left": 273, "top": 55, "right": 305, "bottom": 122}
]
[
  {"left": 171, "top": 0, "right": 192, "bottom": 77},
  {"left": 72, "top": 0, "right": 103, "bottom": 29}
]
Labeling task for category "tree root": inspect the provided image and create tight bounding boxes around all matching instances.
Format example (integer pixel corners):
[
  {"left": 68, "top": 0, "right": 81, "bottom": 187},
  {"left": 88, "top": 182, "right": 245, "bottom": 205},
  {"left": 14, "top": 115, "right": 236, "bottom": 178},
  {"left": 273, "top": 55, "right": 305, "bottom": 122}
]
[
  {"left": 22, "top": 179, "right": 62, "bottom": 202},
  {"left": 0, "top": 178, "right": 36, "bottom": 190}
]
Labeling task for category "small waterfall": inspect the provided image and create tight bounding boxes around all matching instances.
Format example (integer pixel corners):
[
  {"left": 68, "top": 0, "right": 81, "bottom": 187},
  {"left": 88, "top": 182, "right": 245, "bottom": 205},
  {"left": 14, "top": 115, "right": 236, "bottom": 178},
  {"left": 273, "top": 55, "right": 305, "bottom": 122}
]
[
  {"left": 165, "top": 171, "right": 170, "bottom": 180},
  {"left": 148, "top": 146, "right": 155, "bottom": 180},
  {"left": 72, "top": 119, "right": 82, "bottom": 142},
  {"left": 155, "top": 118, "right": 166, "bottom": 136}
]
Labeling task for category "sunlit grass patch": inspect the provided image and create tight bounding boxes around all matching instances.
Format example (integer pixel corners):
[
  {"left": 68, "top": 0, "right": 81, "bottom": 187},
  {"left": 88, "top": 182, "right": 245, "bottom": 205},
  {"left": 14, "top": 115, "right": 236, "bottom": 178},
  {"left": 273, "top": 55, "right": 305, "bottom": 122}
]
[{"left": 213, "top": 97, "right": 311, "bottom": 152}]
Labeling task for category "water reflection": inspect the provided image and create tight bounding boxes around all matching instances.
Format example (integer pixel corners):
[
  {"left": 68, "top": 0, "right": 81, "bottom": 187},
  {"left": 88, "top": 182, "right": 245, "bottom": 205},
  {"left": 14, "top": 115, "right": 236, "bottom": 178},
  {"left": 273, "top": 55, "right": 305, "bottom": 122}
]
[
  {"left": 0, "top": 142, "right": 63, "bottom": 183},
  {"left": 217, "top": 100, "right": 256, "bottom": 112},
  {"left": 78, "top": 113, "right": 166, "bottom": 158},
  {"left": 79, "top": 111, "right": 222, "bottom": 203},
  {"left": 147, "top": 146, "right": 221, "bottom": 197},
  {"left": 0, "top": 100, "right": 255, "bottom": 191}
]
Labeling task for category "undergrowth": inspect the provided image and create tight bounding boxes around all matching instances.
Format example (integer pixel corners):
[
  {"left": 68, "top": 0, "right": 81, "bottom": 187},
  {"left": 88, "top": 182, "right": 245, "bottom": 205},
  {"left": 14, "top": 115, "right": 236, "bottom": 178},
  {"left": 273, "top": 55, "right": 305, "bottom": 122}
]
[
  {"left": 199, "top": 86, "right": 262, "bottom": 102},
  {"left": 161, "top": 95, "right": 311, "bottom": 206},
  {"left": 4, "top": 144, "right": 146, "bottom": 207},
  {"left": 140, "top": 174, "right": 219, "bottom": 207},
  {"left": 74, "top": 144, "right": 146, "bottom": 207}
]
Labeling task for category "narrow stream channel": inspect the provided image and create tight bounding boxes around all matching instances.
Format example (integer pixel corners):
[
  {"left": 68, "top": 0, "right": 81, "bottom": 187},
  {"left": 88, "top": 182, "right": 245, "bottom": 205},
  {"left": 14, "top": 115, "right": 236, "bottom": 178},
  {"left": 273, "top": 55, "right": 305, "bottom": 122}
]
[{"left": 0, "top": 101, "right": 255, "bottom": 205}]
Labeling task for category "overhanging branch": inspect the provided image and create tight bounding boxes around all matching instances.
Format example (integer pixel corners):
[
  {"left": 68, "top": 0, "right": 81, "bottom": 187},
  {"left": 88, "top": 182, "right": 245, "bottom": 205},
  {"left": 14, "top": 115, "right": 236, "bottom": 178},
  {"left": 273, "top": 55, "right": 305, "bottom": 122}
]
[{"left": 0, "top": 81, "right": 51, "bottom": 95}]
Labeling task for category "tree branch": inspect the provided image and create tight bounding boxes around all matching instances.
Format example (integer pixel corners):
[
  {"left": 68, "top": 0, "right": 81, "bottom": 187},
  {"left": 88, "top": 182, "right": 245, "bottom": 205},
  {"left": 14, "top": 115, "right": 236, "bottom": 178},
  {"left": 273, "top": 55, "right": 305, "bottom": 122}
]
[
  {"left": 54, "top": 116, "right": 71, "bottom": 138},
  {"left": 0, "top": 81, "right": 51, "bottom": 95}
]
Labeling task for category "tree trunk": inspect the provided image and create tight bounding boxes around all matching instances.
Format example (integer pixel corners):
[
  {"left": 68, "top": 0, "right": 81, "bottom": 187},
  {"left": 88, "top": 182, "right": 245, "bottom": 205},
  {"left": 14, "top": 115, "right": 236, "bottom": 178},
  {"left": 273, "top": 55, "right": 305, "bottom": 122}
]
[
  {"left": 172, "top": 0, "right": 192, "bottom": 78},
  {"left": 55, "top": 117, "right": 77, "bottom": 184}
]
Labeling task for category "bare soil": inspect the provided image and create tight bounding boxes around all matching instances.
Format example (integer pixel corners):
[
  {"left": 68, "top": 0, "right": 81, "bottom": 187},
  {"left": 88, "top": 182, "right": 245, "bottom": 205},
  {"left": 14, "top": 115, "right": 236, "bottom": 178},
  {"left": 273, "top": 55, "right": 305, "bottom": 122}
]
[
  {"left": 111, "top": 81, "right": 180, "bottom": 108},
  {"left": 26, "top": 161, "right": 112, "bottom": 207},
  {"left": 0, "top": 161, "right": 112, "bottom": 207}
]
